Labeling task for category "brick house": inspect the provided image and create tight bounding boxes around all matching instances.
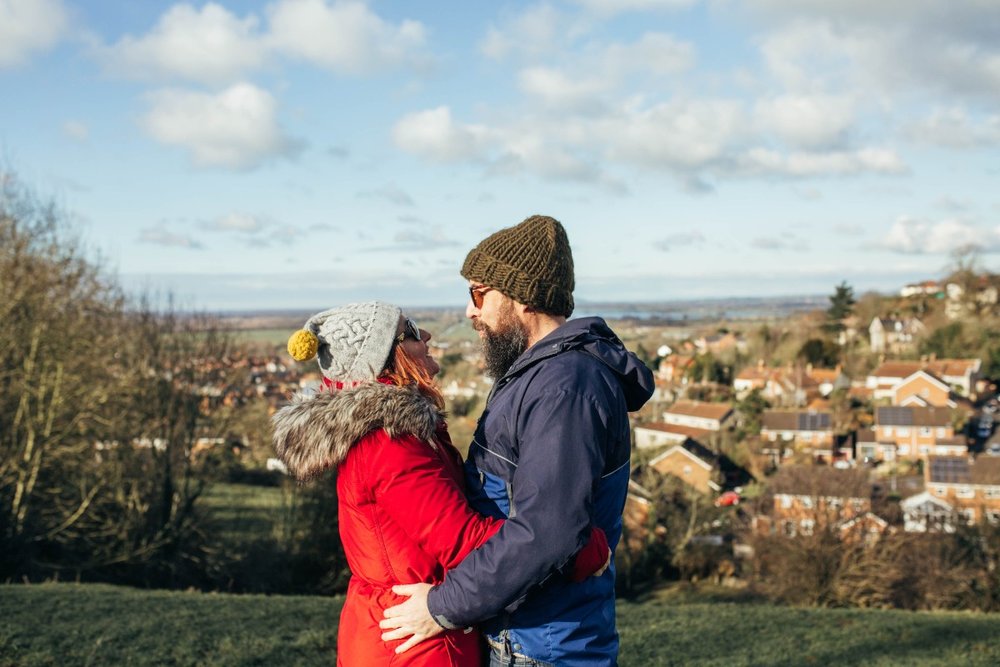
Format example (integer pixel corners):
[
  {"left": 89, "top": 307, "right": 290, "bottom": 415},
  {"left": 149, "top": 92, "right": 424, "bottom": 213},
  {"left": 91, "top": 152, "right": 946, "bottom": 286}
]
[
  {"left": 891, "top": 370, "right": 956, "bottom": 408},
  {"left": 867, "top": 358, "right": 981, "bottom": 399},
  {"left": 874, "top": 406, "right": 965, "bottom": 460},
  {"left": 662, "top": 400, "right": 734, "bottom": 431},
  {"left": 761, "top": 410, "right": 834, "bottom": 448},
  {"left": 649, "top": 437, "right": 753, "bottom": 496},
  {"left": 733, "top": 363, "right": 820, "bottom": 406},
  {"left": 855, "top": 426, "right": 897, "bottom": 463},
  {"left": 757, "top": 466, "right": 875, "bottom": 538},
  {"left": 923, "top": 455, "right": 1000, "bottom": 525}
]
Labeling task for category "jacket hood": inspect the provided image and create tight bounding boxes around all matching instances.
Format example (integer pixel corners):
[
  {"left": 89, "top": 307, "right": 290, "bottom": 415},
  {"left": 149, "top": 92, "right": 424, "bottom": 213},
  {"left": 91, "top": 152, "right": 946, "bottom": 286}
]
[
  {"left": 507, "top": 317, "right": 655, "bottom": 411},
  {"left": 271, "top": 382, "right": 442, "bottom": 481}
]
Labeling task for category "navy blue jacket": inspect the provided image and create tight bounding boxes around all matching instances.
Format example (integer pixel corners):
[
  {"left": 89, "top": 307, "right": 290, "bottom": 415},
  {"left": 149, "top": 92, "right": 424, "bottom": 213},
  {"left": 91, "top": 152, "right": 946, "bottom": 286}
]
[{"left": 426, "top": 317, "right": 654, "bottom": 665}]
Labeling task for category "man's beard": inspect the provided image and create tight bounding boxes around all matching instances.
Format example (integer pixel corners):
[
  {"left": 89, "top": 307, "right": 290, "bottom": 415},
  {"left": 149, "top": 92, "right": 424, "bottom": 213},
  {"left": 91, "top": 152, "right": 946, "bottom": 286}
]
[{"left": 476, "top": 300, "right": 528, "bottom": 380}]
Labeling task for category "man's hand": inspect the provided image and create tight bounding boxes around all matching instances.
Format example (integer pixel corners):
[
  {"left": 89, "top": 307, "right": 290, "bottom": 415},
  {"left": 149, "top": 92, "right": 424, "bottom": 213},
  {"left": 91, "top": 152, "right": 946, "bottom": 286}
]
[{"left": 379, "top": 583, "right": 444, "bottom": 654}]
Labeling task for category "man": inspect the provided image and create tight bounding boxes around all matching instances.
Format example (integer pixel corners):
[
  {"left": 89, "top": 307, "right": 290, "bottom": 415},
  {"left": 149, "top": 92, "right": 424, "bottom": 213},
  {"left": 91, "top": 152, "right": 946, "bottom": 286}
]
[{"left": 381, "top": 215, "right": 654, "bottom": 666}]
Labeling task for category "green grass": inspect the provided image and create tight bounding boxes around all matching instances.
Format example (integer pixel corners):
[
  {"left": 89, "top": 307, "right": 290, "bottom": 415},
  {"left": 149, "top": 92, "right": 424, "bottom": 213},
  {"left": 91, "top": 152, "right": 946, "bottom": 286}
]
[
  {"left": 3, "top": 583, "right": 1000, "bottom": 666},
  {"left": 200, "top": 483, "right": 289, "bottom": 544}
]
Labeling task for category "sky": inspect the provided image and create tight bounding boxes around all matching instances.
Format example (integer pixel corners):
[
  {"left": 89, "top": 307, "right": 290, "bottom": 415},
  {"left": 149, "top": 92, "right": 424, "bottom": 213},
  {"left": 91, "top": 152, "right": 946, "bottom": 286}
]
[{"left": 1, "top": 0, "right": 998, "bottom": 311}]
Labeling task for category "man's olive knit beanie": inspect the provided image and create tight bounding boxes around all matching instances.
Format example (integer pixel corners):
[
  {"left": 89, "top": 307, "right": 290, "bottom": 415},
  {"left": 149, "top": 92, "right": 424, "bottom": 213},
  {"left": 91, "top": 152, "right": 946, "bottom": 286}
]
[{"left": 461, "top": 214, "right": 575, "bottom": 317}]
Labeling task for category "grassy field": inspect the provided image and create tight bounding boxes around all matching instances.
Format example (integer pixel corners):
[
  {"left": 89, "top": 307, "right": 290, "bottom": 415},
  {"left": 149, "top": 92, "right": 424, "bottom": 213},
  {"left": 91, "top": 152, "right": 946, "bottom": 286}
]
[
  {"left": 2, "top": 583, "right": 1000, "bottom": 666},
  {"left": 201, "top": 482, "right": 290, "bottom": 544}
]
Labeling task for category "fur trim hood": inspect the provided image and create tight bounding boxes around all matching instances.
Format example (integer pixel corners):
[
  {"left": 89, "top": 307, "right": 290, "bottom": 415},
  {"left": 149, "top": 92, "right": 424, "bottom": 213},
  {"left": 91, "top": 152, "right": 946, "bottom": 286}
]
[{"left": 271, "top": 382, "right": 442, "bottom": 481}]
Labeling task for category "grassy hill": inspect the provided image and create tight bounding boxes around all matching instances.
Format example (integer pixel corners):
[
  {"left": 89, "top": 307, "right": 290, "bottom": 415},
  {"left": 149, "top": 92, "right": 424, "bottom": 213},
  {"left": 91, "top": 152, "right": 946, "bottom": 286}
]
[{"left": 3, "top": 584, "right": 1000, "bottom": 666}]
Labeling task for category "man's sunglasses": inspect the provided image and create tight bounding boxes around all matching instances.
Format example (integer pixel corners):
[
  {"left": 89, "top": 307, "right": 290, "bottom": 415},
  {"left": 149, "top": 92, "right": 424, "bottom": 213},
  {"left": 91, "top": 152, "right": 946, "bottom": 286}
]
[
  {"left": 468, "top": 285, "right": 493, "bottom": 309},
  {"left": 395, "top": 318, "right": 421, "bottom": 345}
]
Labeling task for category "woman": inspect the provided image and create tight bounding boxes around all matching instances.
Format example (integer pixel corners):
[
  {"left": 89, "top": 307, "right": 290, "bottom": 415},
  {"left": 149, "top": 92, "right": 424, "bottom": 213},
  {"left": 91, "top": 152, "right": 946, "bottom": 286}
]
[{"left": 272, "top": 302, "right": 606, "bottom": 666}]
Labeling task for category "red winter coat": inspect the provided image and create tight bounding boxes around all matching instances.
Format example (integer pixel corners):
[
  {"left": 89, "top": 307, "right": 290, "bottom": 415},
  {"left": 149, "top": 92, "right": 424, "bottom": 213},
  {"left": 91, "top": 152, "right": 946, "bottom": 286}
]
[
  {"left": 273, "top": 382, "right": 496, "bottom": 665},
  {"left": 271, "top": 382, "right": 606, "bottom": 667}
]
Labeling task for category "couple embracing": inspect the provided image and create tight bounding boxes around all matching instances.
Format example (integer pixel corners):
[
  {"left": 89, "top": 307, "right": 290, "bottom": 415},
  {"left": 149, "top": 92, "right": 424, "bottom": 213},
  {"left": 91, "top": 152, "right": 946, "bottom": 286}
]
[{"left": 272, "top": 215, "right": 654, "bottom": 666}]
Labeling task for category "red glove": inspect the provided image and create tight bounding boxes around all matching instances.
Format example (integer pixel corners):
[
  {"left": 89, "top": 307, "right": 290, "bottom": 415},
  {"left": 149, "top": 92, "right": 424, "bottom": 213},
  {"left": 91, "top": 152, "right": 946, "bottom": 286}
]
[{"left": 570, "top": 525, "right": 610, "bottom": 582}]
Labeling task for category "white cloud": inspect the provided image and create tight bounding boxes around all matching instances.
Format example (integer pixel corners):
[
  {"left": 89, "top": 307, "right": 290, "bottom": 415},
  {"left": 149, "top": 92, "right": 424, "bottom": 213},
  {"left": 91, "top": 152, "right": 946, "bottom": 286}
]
[
  {"left": 738, "top": 147, "right": 906, "bottom": 177},
  {"left": 517, "top": 67, "right": 608, "bottom": 110},
  {"left": 0, "top": 0, "right": 69, "bottom": 67},
  {"left": 572, "top": 0, "right": 697, "bottom": 15},
  {"left": 754, "top": 94, "right": 855, "bottom": 149},
  {"left": 756, "top": 5, "right": 1000, "bottom": 103},
  {"left": 907, "top": 107, "right": 1000, "bottom": 148},
  {"left": 141, "top": 83, "right": 302, "bottom": 170},
  {"left": 654, "top": 231, "right": 705, "bottom": 251},
  {"left": 204, "top": 213, "right": 266, "bottom": 233},
  {"left": 479, "top": 5, "right": 567, "bottom": 61},
  {"left": 100, "top": 3, "right": 264, "bottom": 84},
  {"left": 392, "top": 107, "right": 491, "bottom": 163},
  {"left": 601, "top": 32, "right": 694, "bottom": 77},
  {"left": 881, "top": 216, "right": 1000, "bottom": 254},
  {"left": 62, "top": 120, "right": 88, "bottom": 142},
  {"left": 603, "top": 99, "right": 743, "bottom": 168},
  {"left": 266, "top": 0, "right": 425, "bottom": 74},
  {"left": 138, "top": 224, "right": 202, "bottom": 248},
  {"left": 358, "top": 184, "right": 415, "bottom": 206}
]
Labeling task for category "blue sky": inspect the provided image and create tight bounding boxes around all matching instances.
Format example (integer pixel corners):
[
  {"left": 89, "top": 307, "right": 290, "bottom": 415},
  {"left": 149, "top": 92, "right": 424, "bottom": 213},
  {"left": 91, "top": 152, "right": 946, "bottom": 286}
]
[{"left": 2, "top": 0, "right": 998, "bottom": 311}]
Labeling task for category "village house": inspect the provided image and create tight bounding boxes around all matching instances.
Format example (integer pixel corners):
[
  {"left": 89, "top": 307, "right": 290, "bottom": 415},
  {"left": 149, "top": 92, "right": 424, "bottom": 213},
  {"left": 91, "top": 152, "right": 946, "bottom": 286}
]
[
  {"left": 921, "top": 455, "right": 1000, "bottom": 526},
  {"left": 868, "top": 316, "right": 925, "bottom": 354},
  {"left": 755, "top": 467, "right": 879, "bottom": 541},
  {"left": 634, "top": 422, "right": 714, "bottom": 450},
  {"left": 657, "top": 353, "right": 695, "bottom": 385},
  {"left": 760, "top": 409, "right": 835, "bottom": 451},
  {"left": 648, "top": 438, "right": 753, "bottom": 496},
  {"left": 693, "top": 331, "right": 747, "bottom": 356},
  {"left": 900, "top": 280, "right": 943, "bottom": 298},
  {"left": 855, "top": 426, "right": 897, "bottom": 463},
  {"left": 620, "top": 480, "right": 659, "bottom": 558},
  {"left": 662, "top": 400, "right": 734, "bottom": 431},
  {"left": 733, "top": 363, "right": 821, "bottom": 406},
  {"left": 891, "top": 370, "right": 957, "bottom": 408},
  {"left": 945, "top": 276, "right": 1000, "bottom": 319},
  {"left": 874, "top": 406, "right": 965, "bottom": 460},
  {"left": 866, "top": 358, "right": 981, "bottom": 399}
]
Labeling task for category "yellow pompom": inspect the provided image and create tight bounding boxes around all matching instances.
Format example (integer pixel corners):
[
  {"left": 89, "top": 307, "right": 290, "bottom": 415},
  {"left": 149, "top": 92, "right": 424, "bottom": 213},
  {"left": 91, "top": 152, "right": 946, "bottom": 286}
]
[{"left": 287, "top": 329, "right": 319, "bottom": 361}]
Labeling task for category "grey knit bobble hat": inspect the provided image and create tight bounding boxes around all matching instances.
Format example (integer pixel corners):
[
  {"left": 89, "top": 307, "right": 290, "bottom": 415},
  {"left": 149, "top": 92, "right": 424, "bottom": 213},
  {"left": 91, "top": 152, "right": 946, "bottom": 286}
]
[{"left": 303, "top": 302, "right": 402, "bottom": 383}]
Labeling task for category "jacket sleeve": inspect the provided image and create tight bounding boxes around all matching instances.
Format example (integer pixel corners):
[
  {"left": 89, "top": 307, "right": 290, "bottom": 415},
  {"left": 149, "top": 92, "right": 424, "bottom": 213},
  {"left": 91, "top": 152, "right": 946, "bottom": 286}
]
[
  {"left": 364, "top": 433, "right": 502, "bottom": 570},
  {"left": 426, "top": 388, "right": 608, "bottom": 628}
]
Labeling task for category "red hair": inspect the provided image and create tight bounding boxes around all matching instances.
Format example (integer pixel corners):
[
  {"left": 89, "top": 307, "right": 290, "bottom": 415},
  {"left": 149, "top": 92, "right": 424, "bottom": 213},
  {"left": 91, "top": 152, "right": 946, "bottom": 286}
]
[{"left": 379, "top": 343, "right": 445, "bottom": 412}]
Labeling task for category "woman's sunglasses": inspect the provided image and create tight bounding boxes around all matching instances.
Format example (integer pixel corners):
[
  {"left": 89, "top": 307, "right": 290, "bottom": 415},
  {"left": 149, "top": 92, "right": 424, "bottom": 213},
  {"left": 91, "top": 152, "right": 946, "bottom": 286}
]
[{"left": 394, "top": 317, "right": 421, "bottom": 344}]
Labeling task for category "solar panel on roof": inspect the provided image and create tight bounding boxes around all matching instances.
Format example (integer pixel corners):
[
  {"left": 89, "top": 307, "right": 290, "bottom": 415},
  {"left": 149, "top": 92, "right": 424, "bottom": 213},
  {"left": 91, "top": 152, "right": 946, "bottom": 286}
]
[{"left": 929, "top": 457, "right": 970, "bottom": 483}]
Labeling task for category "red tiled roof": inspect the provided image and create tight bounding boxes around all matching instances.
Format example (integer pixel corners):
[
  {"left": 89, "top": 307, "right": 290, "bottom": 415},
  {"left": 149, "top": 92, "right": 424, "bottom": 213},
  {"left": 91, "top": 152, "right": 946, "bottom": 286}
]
[{"left": 665, "top": 400, "right": 733, "bottom": 421}]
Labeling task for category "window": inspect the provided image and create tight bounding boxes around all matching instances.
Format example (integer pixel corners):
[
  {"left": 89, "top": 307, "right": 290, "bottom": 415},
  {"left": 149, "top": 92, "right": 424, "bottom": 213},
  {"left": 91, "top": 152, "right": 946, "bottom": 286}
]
[
  {"left": 987, "top": 510, "right": 1000, "bottom": 525},
  {"left": 800, "top": 519, "right": 815, "bottom": 536},
  {"left": 918, "top": 446, "right": 930, "bottom": 455},
  {"left": 898, "top": 427, "right": 910, "bottom": 437},
  {"left": 920, "top": 427, "right": 931, "bottom": 437},
  {"left": 959, "top": 509, "right": 976, "bottom": 525},
  {"left": 884, "top": 427, "right": 894, "bottom": 436},
  {"left": 683, "top": 465, "right": 692, "bottom": 476},
  {"left": 934, "top": 486, "right": 946, "bottom": 496},
  {"left": 985, "top": 488, "right": 1000, "bottom": 499},
  {"left": 957, "top": 487, "right": 975, "bottom": 499},
  {"left": 780, "top": 495, "right": 792, "bottom": 509},
  {"left": 899, "top": 445, "right": 910, "bottom": 455},
  {"left": 783, "top": 520, "right": 796, "bottom": 537},
  {"left": 937, "top": 428, "right": 947, "bottom": 438},
  {"left": 801, "top": 496, "right": 814, "bottom": 509}
]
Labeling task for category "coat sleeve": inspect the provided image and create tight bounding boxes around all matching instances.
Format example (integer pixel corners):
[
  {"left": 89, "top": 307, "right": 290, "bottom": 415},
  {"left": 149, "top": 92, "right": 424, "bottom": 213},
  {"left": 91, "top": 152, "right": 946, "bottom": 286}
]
[
  {"left": 364, "top": 433, "right": 502, "bottom": 570},
  {"left": 426, "top": 388, "right": 608, "bottom": 629}
]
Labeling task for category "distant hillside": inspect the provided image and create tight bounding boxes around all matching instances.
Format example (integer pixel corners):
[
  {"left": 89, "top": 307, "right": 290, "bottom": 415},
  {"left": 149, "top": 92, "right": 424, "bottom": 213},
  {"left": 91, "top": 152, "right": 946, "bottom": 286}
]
[{"left": 2, "top": 583, "right": 999, "bottom": 666}]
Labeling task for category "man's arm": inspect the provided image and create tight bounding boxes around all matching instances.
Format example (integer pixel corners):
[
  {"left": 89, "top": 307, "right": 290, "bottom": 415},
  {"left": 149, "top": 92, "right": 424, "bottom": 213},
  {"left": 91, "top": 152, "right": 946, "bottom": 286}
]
[{"left": 426, "top": 387, "right": 608, "bottom": 628}]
